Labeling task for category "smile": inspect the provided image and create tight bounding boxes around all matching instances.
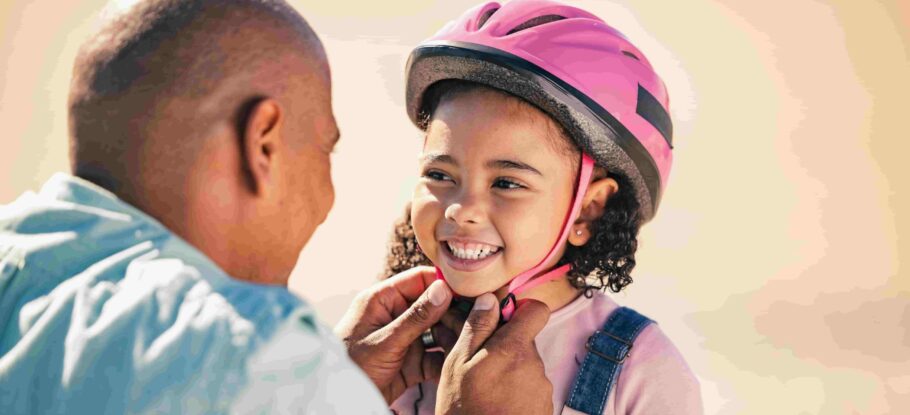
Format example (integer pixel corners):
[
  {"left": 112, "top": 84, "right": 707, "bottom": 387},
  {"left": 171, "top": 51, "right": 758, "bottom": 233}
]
[
  {"left": 439, "top": 240, "right": 503, "bottom": 272},
  {"left": 446, "top": 241, "right": 501, "bottom": 260}
]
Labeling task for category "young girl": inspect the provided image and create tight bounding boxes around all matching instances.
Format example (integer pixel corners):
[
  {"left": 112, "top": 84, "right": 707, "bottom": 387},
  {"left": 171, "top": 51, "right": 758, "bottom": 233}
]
[{"left": 385, "top": 1, "right": 702, "bottom": 413}]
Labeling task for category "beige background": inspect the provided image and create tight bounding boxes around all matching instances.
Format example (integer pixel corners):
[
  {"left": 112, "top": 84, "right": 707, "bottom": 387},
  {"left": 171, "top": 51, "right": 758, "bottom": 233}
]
[{"left": 2, "top": 0, "right": 908, "bottom": 413}]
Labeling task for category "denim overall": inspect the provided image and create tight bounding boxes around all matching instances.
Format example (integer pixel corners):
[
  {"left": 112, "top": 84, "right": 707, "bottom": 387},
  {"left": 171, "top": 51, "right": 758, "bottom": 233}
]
[{"left": 565, "top": 307, "right": 654, "bottom": 414}]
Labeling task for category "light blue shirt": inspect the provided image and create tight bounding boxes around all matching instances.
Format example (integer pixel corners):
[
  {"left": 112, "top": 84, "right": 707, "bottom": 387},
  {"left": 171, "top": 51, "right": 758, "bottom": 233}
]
[{"left": 0, "top": 174, "right": 388, "bottom": 414}]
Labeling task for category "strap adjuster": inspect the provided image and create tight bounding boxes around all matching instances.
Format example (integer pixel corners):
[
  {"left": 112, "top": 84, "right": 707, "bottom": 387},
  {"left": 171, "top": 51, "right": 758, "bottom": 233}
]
[
  {"left": 584, "top": 329, "right": 633, "bottom": 364},
  {"left": 499, "top": 292, "right": 517, "bottom": 324}
]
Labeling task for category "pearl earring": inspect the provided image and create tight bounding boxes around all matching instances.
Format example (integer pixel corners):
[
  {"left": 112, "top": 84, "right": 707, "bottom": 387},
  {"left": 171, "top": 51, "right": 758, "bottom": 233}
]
[{"left": 575, "top": 229, "right": 583, "bottom": 236}]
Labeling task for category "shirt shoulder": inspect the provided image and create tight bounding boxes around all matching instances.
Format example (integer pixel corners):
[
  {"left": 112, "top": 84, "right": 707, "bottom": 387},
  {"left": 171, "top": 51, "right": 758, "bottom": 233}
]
[
  {"left": 608, "top": 314, "right": 703, "bottom": 415},
  {"left": 233, "top": 310, "right": 389, "bottom": 414},
  {"left": 543, "top": 292, "right": 702, "bottom": 415},
  {"left": 0, "top": 178, "right": 386, "bottom": 413}
]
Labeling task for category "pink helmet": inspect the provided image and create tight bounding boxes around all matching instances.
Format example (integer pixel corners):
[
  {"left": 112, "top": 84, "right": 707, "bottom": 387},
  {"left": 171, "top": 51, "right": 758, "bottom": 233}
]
[{"left": 405, "top": 0, "right": 673, "bottom": 222}]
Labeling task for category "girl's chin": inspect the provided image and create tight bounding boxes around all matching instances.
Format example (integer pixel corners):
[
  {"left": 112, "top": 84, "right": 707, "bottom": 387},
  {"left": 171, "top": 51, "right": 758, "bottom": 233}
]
[
  {"left": 431, "top": 246, "right": 515, "bottom": 297},
  {"left": 443, "top": 273, "right": 508, "bottom": 299}
]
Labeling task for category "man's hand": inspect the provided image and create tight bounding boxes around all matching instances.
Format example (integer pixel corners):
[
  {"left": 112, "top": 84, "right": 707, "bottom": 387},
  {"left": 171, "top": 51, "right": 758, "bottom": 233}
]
[
  {"left": 334, "top": 266, "right": 452, "bottom": 404},
  {"left": 436, "top": 293, "right": 553, "bottom": 414}
]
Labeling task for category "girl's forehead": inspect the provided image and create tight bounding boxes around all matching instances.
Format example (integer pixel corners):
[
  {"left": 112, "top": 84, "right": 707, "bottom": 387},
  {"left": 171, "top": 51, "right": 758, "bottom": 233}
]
[
  {"left": 423, "top": 93, "right": 565, "bottom": 164},
  {"left": 423, "top": 123, "right": 554, "bottom": 167}
]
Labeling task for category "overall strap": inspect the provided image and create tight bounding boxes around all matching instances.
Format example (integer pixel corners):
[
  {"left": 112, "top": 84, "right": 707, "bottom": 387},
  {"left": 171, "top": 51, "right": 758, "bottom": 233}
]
[{"left": 565, "top": 306, "right": 654, "bottom": 415}]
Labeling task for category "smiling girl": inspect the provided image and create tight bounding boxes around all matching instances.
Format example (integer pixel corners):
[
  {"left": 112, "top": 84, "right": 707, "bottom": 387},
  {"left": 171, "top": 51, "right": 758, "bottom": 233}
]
[{"left": 384, "top": 1, "right": 702, "bottom": 413}]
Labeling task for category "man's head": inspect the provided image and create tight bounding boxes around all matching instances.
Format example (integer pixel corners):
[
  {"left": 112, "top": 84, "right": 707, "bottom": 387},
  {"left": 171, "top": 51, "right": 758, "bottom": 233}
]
[{"left": 69, "top": 0, "right": 339, "bottom": 285}]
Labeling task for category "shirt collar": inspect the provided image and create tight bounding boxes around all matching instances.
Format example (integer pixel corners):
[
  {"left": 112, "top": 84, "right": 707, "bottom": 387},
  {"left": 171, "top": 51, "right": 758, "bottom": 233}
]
[{"left": 39, "top": 173, "right": 162, "bottom": 226}]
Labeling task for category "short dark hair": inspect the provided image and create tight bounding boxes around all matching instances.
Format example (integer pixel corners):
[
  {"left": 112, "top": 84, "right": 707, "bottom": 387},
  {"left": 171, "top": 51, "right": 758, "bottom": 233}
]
[
  {"left": 68, "top": 0, "right": 324, "bottom": 191},
  {"left": 418, "top": 80, "right": 580, "bottom": 168}
]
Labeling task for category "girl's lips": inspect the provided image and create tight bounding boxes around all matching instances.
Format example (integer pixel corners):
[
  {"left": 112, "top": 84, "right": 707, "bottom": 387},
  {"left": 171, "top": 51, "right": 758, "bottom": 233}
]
[
  {"left": 441, "top": 237, "right": 504, "bottom": 251},
  {"left": 438, "top": 243, "right": 502, "bottom": 272}
]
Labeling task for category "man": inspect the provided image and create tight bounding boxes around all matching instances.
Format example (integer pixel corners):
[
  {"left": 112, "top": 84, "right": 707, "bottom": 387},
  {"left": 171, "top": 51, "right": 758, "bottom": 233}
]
[{"left": 0, "top": 0, "right": 553, "bottom": 413}]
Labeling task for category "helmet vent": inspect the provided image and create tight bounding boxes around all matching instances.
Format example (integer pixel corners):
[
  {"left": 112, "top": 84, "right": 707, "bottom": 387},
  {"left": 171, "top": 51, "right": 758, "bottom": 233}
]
[
  {"left": 477, "top": 8, "right": 499, "bottom": 30},
  {"left": 507, "top": 15, "right": 566, "bottom": 35},
  {"left": 622, "top": 51, "right": 641, "bottom": 61}
]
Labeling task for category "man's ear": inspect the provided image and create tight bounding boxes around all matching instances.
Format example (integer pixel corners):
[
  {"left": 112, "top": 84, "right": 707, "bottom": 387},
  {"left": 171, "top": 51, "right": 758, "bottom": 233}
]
[
  {"left": 567, "top": 175, "right": 619, "bottom": 246},
  {"left": 241, "top": 98, "right": 283, "bottom": 197}
]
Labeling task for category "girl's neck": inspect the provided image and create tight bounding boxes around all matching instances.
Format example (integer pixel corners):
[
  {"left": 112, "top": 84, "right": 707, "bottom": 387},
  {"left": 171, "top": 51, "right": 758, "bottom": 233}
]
[{"left": 493, "top": 274, "right": 583, "bottom": 314}]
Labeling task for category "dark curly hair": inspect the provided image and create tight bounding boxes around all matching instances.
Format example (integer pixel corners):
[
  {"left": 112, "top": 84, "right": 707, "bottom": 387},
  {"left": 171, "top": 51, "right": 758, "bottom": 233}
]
[{"left": 382, "top": 81, "right": 642, "bottom": 295}]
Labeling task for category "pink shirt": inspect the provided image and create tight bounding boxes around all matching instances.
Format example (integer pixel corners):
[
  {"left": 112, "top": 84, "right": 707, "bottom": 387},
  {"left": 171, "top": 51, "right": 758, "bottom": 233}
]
[{"left": 391, "top": 291, "right": 703, "bottom": 414}]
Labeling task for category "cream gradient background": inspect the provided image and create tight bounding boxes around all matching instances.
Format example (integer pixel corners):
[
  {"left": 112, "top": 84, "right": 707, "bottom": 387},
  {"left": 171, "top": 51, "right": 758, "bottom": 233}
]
[{"left": 1, "top": 0, "right": 907, "bottom": 413}]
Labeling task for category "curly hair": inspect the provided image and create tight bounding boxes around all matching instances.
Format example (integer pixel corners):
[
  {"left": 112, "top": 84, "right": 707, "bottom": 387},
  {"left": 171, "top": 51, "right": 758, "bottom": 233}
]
[{"left": 382, "top": 80, "right": 642, "bottom": 295}]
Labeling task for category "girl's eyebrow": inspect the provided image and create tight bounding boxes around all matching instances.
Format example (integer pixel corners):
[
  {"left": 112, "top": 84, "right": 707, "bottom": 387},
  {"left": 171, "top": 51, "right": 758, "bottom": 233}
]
[
  {"left": 419, "top": 153, "right": 542, "bottom": 176},
  {"left": 420, "top": 153, "right": 457, "bottom": 166},
  {"left": 487, "top": 159, "right": 543, "bottom": 176}
]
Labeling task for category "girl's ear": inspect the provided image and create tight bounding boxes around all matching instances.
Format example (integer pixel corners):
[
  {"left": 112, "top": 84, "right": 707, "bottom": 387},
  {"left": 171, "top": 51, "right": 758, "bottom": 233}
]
[{"left": 568, "top": 176, "right": 619, "bottom": 246}]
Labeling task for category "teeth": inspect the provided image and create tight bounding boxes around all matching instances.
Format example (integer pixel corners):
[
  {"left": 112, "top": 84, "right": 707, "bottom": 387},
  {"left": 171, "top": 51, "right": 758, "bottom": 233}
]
[{"left": 447, "top": 241, "right": 500, "bottom": 260}]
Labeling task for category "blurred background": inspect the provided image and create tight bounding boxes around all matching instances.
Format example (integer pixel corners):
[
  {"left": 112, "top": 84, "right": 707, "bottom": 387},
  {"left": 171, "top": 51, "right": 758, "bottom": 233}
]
[{"left": 2, "top": 0, "right": 907, "bottom": 413}]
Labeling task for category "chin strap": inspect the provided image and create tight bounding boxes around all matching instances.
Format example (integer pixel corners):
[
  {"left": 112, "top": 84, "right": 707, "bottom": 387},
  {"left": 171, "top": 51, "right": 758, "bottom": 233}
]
[{"left": 435, "top": 153, "right": 596, "bottom": 322}]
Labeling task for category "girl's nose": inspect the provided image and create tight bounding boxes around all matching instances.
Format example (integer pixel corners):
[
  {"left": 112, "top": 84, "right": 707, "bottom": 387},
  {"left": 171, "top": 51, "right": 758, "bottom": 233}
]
[{"left": 444, "top": 193, "right": 485, "bottom": 225}]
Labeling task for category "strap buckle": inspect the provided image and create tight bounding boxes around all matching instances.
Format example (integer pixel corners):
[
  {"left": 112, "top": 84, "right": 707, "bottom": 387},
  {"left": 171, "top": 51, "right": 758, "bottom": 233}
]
[
  {"left": 584, "top": 329, "right": 633, "bottom": 364},
  {"left": 498, "top": 292, "right": 517, "bottom": 325}
]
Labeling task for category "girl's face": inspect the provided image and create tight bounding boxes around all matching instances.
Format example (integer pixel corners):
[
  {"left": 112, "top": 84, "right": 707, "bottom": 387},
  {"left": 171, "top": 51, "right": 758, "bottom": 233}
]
[{"left": 411, "top": 89, "right": 578, "bottom": 298}]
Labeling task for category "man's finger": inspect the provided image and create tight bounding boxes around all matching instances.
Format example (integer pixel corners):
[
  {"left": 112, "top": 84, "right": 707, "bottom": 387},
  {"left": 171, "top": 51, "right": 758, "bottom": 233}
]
[
  {"left": 440, "top": 308, "right": 466, "bottom": 335},
  {"left": 376, "top": 279, "right": 452, "bottom": 351},
  {"left": 422, "top": 350, "right": 444, "bottom": 384},
  {"left": 383, "top": 266, "right": 438, "bottom": 302},
  {"left": 367, "top": 267, "right": 438, "bottom": 321},
  {"left": 485, "top": 299, "right": 550, "bottom": 350},
  {"left": 432, "top": 324, "right": 459, "bottom": 355},
  {"left": 448, "top": 293, "right": 500, "bottom": 362},
  {"left": 400, "top": 340, "right": 427, "bottom": 387}
]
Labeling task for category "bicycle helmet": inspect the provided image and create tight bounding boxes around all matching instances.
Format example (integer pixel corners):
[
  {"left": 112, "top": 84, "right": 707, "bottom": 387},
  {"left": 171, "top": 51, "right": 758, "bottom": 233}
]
[
  {"left": 405, "top": 0, "right": 674, "bottom": 319},
  {"left": 405, "top": 0, "right": 673, "bottom": 222}
]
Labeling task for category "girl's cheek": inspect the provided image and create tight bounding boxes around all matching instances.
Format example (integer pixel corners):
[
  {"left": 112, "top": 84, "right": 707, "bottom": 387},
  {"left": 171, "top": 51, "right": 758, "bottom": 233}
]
[
  {"left": 411, "top": 197, "right": 442, "bottom": 262},
  {"left": 501, "top": 207, "right": 551, "bottom": 265}
]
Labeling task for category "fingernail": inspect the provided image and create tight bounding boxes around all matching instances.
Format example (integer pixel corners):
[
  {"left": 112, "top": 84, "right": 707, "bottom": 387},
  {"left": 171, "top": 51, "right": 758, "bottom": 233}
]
[
  {"left": 473, "top": 293, "right": 495, "bottom": 311},
  {"left": 428, "top": 281, "right": 449, "bottom": 306}
]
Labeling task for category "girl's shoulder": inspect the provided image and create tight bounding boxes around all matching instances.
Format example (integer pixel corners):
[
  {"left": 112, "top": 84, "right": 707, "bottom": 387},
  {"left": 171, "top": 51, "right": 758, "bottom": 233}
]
[
  {"left": 616, "top": 321, "right": 702, "bottom": 409},
  {"left": 584, "top": 292, "right": 704, "bottom": 415},
  {"left": 543, "top": 292, "right": 702, "bottom": 414}
]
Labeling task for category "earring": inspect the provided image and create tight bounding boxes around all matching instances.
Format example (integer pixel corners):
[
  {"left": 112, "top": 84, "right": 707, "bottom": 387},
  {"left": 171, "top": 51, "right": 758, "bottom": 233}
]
[{"left": 575, "top": 229, "right": 583, "bottom": 236}]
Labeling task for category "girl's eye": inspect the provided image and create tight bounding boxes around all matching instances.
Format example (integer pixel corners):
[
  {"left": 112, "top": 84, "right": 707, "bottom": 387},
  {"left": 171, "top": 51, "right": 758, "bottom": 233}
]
[
  {"left": 423, "top": 170, "right": 453, "bottom": 183},
  {"left": 492, "top": 178, "right": 525, "bottom": 190}
]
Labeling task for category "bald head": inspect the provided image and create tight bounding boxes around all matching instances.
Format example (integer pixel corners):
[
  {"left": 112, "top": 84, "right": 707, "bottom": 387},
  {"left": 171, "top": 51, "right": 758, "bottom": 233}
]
[
  {"left": 67, "top": 0, "right": 341, "bottom": 285},
  {"left": 69, "top": 0, "right": 328, "bottom": 191}
]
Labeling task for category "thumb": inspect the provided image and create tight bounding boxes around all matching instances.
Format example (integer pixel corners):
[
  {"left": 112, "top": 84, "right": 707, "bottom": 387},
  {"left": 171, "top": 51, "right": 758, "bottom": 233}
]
[
  {"left": 485, "top": 299, "right": 550, "bottom": 351},
  {"left": 380, "top": 280, "right": 452, "bottom": 350},
  {"left": 449, "top": 293, "right": 500, "bottom": 362}
]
